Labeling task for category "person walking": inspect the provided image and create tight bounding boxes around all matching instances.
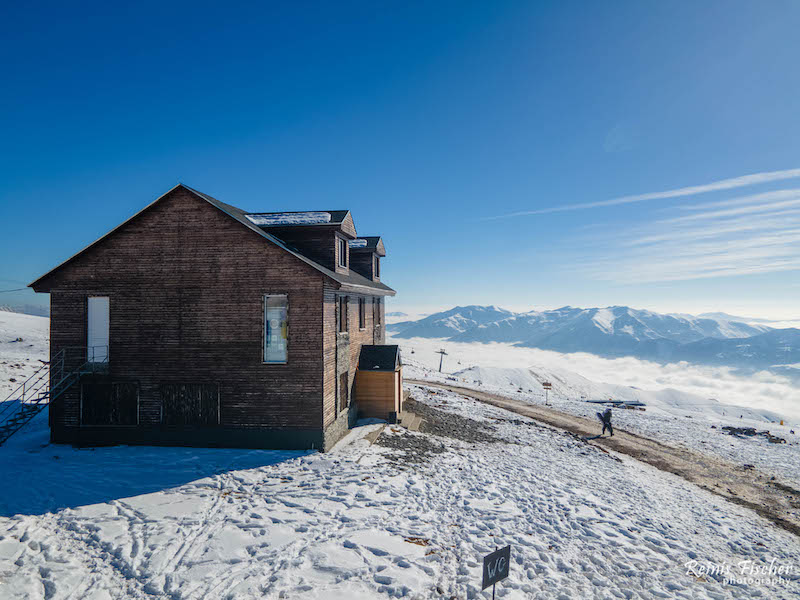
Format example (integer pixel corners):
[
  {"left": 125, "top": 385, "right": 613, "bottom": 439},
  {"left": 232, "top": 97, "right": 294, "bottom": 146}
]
[{"left": 597, "top": 408, "right": 613, "bottom": 437}]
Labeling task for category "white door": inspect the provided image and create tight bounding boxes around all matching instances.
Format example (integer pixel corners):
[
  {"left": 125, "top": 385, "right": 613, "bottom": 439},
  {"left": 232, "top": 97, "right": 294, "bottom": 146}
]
[{"left": 87, "top": 296, "right": 110, "bottom": 363}]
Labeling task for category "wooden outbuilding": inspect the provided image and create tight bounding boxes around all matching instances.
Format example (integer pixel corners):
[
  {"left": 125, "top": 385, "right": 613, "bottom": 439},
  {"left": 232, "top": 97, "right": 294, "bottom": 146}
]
[{"left": 355, "top": 345, "right": 403, "bottom": 420}]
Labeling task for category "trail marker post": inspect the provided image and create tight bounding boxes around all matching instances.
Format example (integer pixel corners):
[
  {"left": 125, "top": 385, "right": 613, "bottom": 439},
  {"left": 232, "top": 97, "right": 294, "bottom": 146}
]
[
  {"left": 482, "top": 545, "right": 511, "bottom": 599},
  {"left": 542, "top": 382, "right": 552, "bottom": 405}
]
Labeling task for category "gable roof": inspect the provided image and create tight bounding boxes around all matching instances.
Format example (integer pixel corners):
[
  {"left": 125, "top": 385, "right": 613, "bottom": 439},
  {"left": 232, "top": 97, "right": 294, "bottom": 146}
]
[
  {"left": 29, "top": 184, "right": 395, "bottom": 296},
  {"left": 357, "top": 345, "right": 401, "bottom": 371},
  {"left": 349, "top": 236, "right": 386, "bottom": 256}
]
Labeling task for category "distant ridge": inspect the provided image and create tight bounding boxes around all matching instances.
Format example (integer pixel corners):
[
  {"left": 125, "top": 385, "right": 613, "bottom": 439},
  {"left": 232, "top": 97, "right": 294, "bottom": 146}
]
[
  {"left": 388, "top": 305, "right": 799, "bottom": 370},
  {"left": 0, "top": 304, "right": 50, "bottom": 317}
]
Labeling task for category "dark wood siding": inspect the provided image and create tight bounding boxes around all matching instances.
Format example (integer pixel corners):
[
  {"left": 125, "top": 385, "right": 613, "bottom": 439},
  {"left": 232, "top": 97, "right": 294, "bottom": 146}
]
[
  {"left": 161, "top": 383, "right": 219, "bottom": 426},
  {"left": 322, "top": 281, "right": 337, "bottom": 427},
  {"left": 263, "top": 227, "right": 339, "bottom": 272},
  {"left": 350, "top": 251, "right": 378, "bottom": 281},
  {"left": 321, "top": 287, "right": 385, "bottom": 426},
  {"left": 43, "top": 187, "right": 326, "bottom": 434},
  {"left": 81, "top": 381, "right": 139, "bottom": 426}
]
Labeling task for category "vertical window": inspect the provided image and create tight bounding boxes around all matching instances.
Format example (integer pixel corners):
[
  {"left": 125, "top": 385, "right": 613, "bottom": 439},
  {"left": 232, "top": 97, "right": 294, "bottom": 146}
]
[
  {"left": 358, "top": 297, "right": 366, "bottom": 329},
  {"left": 339, "top": 372, "right": 349, "bottom": 411},
  {"left": 374, "top": 255, "right": 380, "bottom": 278},
  {"left": 87, "top": 296, "right": 110, "bottom": 363},
  {"left": 374, "top": 297, "right": 382, "bottom": 325},
  {"left": 264, "top": 295, "right": 288, "bottom": 363},
  {"left": 338, "top": 238, "right": 348, "bottom": 268},
  {"left": 338, "top": 296, "right": 348, "bottom": 332}
]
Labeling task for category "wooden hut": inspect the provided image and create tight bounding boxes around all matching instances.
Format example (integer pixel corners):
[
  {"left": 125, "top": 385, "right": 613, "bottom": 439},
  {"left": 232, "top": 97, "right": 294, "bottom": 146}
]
[{"left": 355, "top": 345, "right": 402, "bottom": 420}]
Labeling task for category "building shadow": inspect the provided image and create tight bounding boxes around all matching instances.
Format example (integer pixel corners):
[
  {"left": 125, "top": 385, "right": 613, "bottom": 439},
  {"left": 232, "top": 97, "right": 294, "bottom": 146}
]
[{"left": 0, "top": 423, "right": 307, "bottom": 517}]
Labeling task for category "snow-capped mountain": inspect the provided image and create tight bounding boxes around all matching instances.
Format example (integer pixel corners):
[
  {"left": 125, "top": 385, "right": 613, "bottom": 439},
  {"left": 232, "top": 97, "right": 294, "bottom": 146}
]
[
  {"left": 696, "top": 312, "right": 779, "bottom": 325},
  {"left": 387, "top": 305, "right": 514, "bottom": 339},
  {"left": 389, "top": 305, "right": 797, "bottom": 369}
]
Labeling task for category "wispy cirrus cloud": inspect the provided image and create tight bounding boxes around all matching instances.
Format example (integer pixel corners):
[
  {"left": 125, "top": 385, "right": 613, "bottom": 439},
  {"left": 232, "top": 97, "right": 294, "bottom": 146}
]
[
  {"left": 674, "top": 188, "right": 800, "bottom": 211},
  {"left": 483, "top": 167, "right": 800, "bottom": 220},
  {"left": 575, "top": 186, "right": 800, "bottom": 283}
]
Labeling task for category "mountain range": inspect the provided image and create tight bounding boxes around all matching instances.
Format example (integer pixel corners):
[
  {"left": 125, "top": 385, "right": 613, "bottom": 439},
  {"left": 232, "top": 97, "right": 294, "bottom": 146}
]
[
  {"left": 0, "top": 304, "right": 49, "bottom": 317},
  {"left": 388, "top": 305, "right": 800, "bottom": 370}
]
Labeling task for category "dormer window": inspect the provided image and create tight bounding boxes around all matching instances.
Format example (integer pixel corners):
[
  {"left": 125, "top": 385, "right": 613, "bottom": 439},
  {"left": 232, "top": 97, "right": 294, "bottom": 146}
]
[
  {"left": 374, "top": 255, "right": 380, "bottom": 278},
  {"left": 338, "top": 237, "right": 348, "bottom": 268}
]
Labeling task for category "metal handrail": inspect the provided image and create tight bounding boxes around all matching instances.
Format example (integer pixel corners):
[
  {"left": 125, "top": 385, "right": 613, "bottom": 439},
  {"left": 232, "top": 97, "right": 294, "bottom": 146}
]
[
  {"left": 0, "top": 346, "right": 109, "bottom": 423},
  {"left": 1, "top": 348, "right": 62, "bottom": 404},
  {"left": 1, "top": 346, "right": 113, "bottom": 443},
  {"left": 0, "top": 349, "right": 64, "bottom": 423}
]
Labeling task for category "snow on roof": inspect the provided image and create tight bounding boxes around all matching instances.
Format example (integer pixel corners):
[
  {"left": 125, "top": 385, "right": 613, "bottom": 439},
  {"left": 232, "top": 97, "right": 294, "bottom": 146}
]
[
  {"left": 349, "top": 239, "right": 368, "bottom": 248},
  {"left": 245, "top": 212, "right": 332, "bottom": 226}
]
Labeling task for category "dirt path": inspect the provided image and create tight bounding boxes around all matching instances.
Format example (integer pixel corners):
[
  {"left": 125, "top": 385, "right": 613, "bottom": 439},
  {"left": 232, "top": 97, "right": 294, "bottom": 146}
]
[{"left": 407, "top": 379, "right": 800, "bottom": 538}]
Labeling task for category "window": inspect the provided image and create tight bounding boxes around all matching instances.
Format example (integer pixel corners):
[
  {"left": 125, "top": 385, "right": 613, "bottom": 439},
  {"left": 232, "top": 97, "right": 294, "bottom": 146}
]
[
  {"left": 81, "top": 382, "right": 138, "bottom": 426},
  {"left": 339, "top": 372, "right": 349, "bottom": 411},
  {"left": 338, "top": 237, "right": 348, "bottom": 268},
  {"left": 374, "top": 297, "right": 382, "bottom": 325},
  {"left": 87, "top": 296, "right": 110, "bottom": 363},
  {"left": 161, "top": 383, "right": 219, "bottom": 426},
  {"left": 338, "top": 296, "right": 348, "bottom": 332},
  {"left": 374, "top": 255, "right": 380, "bottom": 278},
  {"left": 264, "top": 295, "right": 288, "bottom": 363},
  {"left": 358, "top": 297, "right": 366, "bottom": 329}
]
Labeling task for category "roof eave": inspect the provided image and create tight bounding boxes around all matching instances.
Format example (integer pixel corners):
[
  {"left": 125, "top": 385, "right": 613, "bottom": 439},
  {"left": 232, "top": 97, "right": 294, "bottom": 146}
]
[
  {"left": 29, "top": 185, "right": 393, "bottom": 297},
  {"left": 29, "top": 183, "right": 186, "bottom": 291},
  {"left": 336, "top": 282, "right": 396, "bottom": 296}
]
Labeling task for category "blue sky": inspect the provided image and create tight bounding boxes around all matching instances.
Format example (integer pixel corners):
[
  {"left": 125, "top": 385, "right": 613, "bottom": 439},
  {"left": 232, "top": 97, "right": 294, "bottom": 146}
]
[{"left": 1, "top": 1, "right": 799, "bottom": 319}]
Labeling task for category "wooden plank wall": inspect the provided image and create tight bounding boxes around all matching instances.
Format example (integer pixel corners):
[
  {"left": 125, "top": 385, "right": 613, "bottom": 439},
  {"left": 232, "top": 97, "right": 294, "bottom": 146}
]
[
  {"left": 262, "top": 227, "right": 338, "bottom": 272},
  {"left": 321, "top": 289, "right": 385, "bottom": 427},
  {"left": 354, "top": 370, "right": 396, "bottom": 419},
  {"left": 349, "top": 252, "right": 376, "bottom": 280},
  {"left": 41, "top": 188, "right": 326, "bottom": 431},
  {"left": 322, "top": 281, "right": 338, "bottom": 427}
]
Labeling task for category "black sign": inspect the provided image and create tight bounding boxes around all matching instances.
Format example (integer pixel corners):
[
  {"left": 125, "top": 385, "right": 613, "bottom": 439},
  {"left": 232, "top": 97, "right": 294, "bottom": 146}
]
[{"left": 482, "top": 545, "right": 511, "bottom": 590}]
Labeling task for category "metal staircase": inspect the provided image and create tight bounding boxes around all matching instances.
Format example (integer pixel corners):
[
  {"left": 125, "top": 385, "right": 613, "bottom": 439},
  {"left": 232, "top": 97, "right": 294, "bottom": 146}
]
[{"left": 0, "top": 347, "right": 108, "bottom": 446}]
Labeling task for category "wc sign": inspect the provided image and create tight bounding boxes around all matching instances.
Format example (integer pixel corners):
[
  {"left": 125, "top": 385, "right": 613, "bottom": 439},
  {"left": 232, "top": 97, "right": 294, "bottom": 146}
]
[{"left": 482, "top": 545, "right": 511, "bottom": 595}]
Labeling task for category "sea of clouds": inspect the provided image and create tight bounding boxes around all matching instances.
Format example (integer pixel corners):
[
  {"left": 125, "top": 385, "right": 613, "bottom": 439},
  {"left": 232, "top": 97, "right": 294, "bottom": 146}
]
[{"left": 389, "top": 335, "right": 800, "bottom": 422}]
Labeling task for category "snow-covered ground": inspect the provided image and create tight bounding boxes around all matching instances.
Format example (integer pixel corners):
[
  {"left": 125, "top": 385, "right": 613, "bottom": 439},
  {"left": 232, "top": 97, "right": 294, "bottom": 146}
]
[
  {"left": 0, "top": 311, "right": 49, "bottom": 401},
  {"left": 2, "top": 387, "right": 800, "bottom": 599},
  {"left": 2, "top": 314, "right": 800, "bottom": 598},
  {"left": 392, "top": 335, "right": 800, "bottom": 488}
]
